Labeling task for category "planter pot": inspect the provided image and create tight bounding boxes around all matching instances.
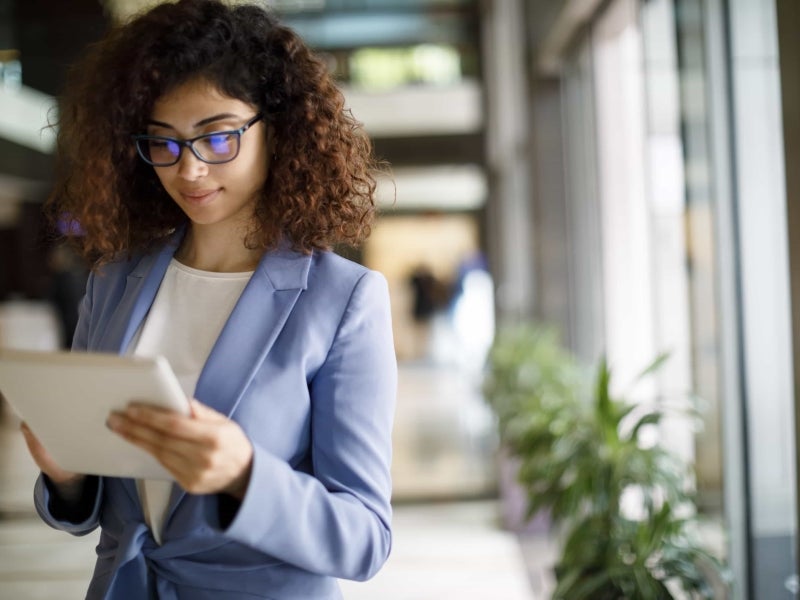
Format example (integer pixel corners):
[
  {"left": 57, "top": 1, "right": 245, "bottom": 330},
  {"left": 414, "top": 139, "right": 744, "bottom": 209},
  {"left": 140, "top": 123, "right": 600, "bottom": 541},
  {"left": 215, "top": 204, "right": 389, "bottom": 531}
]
[{"left": 498, "top": 449, "right": 551, "bottom": 534}]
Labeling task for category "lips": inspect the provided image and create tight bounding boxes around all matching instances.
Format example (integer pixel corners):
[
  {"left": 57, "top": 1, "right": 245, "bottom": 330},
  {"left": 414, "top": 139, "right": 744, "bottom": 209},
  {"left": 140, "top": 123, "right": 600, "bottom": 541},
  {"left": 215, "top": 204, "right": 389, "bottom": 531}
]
[{"left": 179, "top": 188, "right": 221, "bottom": 205}]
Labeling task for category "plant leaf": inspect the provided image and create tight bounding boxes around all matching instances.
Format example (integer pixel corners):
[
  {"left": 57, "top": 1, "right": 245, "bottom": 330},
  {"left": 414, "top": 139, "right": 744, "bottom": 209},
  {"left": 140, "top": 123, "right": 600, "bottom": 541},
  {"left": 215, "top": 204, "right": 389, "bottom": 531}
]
[
  {"left": 629, "top": 411, "right": 662, "bottom": 441},
  {"left": 634, "top": 351, "right": 671, "bottom": 382}
]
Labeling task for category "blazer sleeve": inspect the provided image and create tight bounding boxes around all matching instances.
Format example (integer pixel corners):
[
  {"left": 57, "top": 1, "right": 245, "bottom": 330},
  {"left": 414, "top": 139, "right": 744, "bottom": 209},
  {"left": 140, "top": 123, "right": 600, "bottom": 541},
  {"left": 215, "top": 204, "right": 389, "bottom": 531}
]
[
  {"left": 33, "top": 271, "right": 105, "bottom": 535},
  {"left": 222, "top": 269, "right": 397, "bottom": 581}
]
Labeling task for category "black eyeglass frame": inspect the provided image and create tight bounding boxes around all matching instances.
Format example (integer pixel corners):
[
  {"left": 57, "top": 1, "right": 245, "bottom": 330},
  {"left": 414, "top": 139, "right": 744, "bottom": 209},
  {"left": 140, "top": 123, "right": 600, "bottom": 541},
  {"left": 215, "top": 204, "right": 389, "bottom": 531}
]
[{"left": 132, "top": 113, "right": 264, "bottom": 167}]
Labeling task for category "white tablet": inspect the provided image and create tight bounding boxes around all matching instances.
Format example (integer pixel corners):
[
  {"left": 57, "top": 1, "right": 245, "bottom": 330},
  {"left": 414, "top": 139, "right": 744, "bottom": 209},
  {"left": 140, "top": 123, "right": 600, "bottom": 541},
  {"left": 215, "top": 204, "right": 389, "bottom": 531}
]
[{"left": 0, "top": 348, "right": 190, "bottom": 480}]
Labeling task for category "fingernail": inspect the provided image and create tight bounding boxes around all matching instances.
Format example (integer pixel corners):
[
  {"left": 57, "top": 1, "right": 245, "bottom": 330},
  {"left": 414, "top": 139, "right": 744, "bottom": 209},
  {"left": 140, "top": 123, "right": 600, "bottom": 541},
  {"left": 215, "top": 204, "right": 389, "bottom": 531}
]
[{"left": 106, "top": 414, "right": 121, "bottom": 429}]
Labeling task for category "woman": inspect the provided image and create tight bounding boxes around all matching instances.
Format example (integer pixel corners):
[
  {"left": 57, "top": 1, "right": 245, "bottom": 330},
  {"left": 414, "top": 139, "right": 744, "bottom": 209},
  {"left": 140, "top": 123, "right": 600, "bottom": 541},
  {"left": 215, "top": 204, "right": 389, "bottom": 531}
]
[{"left": 20, "top": 1, "right": 397, "bottom": 598}]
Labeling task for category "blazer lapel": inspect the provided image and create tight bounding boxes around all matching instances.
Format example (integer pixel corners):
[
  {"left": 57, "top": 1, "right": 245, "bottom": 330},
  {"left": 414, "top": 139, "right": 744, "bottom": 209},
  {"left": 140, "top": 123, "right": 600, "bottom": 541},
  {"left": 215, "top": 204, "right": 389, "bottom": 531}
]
[
  {"left": 96, "top": 232, "right": 182, "bottom": 354},
  {"left": 192, "top": 247, "right": 312, "bottom": 416}
]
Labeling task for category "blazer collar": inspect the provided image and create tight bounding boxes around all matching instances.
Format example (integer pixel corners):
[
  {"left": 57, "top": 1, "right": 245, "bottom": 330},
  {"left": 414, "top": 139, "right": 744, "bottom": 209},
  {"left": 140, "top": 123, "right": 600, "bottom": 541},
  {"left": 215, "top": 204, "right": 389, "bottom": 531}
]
[{"left": 106, "top": 230, "right": 312, "bottom": 354}]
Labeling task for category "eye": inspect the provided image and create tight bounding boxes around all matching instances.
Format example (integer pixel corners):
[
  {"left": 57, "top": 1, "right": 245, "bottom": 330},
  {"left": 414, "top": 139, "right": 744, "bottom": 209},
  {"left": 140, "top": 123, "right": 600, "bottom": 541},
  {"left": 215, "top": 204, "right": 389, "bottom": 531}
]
[
  {"left": 204, "top": 133, "right": 233, "bottom": 155},
  {"left": 150, "top": 139, "right": 180, "bottom": 157}
]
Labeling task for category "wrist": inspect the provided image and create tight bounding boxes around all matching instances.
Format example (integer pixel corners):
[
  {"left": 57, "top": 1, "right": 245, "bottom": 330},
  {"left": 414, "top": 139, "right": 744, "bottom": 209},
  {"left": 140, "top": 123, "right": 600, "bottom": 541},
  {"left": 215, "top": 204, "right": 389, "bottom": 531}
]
[
  {"left": 225, "top": 459, "right": 253, "bottom": 501},
  {"left": 48, "top": 474, "right": 87, "bottom": 504},
  {"left": 45, "top": 475, "right": 99, "bottom": 523}
]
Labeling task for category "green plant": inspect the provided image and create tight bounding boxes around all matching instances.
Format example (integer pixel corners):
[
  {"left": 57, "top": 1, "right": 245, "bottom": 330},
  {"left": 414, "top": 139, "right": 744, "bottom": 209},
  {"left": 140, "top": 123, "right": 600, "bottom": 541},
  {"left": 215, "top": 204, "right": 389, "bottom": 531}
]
[
  {"left": 484, "top": 326, "right": 729, "bottom": 599},
  {"left": 481, "top": 325, "right": 583, "bottom": 445}
]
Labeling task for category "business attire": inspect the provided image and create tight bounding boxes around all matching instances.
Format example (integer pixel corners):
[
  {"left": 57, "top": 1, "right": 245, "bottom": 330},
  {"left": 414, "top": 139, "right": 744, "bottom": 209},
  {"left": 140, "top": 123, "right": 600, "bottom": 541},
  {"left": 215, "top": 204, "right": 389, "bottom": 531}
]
[{"left": 33, "top": 231, "right": 397, "bottom": 599}]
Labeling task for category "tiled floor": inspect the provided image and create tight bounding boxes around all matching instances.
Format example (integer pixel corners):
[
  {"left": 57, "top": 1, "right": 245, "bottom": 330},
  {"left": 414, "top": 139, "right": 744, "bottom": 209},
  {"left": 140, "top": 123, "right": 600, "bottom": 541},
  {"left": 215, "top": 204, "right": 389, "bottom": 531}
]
[
  {"left": 0, "top": 501, "right": 550, "bottom": 600},
  {"left": 340, "top": 501, "right": 552, "bottom": 600},
  {"left": 390, "top": 361, "right": 498, "bottom": 500},
  {"left": 0, "top": 516, "right": 98, "bottom": 599},
  {"left": 0, "top": 362, "right": 552, "bottom": 600}
]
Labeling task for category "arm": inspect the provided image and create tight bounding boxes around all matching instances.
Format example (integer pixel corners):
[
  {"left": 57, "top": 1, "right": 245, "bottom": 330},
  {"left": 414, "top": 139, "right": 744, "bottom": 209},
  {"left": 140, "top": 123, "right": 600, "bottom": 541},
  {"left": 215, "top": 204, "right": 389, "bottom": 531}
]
[{"left": 224, "top": 270, "right": 397, "bottom": 580}]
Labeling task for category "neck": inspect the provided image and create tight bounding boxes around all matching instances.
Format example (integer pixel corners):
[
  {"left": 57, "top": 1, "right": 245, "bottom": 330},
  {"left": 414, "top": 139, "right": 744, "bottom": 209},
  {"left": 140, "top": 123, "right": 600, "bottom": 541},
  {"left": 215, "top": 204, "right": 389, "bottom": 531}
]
[{"left": 176, "top": 224, "right": 262, "bottom": 272}]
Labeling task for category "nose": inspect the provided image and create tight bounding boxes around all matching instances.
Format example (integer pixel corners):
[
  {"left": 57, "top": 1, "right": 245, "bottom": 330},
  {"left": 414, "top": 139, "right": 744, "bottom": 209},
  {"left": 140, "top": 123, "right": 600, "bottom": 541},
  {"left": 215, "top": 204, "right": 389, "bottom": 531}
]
[{"left": 176, "top": 148, "right": 209, "bottom": 181}]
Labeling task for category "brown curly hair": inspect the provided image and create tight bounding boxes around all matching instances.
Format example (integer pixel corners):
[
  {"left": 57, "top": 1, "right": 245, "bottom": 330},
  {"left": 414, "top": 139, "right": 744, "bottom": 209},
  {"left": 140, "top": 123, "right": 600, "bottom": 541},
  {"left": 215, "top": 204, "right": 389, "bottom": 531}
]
[{"left": 46, "top": 0, "right": 382, "bottom": 266}]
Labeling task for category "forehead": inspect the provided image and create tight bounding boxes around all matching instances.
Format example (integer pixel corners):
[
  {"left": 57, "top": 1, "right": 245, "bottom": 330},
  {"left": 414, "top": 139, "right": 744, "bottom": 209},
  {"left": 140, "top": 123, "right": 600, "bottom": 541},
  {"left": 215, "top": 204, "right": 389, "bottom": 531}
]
[{"left": 150, "top": 77, "right": 255, "bottom": 123}]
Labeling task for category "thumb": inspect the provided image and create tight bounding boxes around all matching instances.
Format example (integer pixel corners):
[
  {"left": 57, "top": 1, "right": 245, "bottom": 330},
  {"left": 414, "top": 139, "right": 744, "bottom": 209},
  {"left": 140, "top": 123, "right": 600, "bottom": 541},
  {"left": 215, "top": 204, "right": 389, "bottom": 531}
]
[
  {"left": 20, "top": 421, "right": 36, "bottom": 445},
  {"left": 20, "top": 422, "right": 43, "bottom": 449},
  {"left": 189, "top": 399, "right": 225, "bottom": 421}
]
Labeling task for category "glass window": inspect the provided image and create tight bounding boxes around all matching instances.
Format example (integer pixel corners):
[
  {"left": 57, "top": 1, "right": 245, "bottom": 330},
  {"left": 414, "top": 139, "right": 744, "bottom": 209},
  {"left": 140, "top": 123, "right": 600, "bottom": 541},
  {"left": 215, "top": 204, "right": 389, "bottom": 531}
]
[{"left": 559, "top": 0, "right": 799, "bottom": 595}]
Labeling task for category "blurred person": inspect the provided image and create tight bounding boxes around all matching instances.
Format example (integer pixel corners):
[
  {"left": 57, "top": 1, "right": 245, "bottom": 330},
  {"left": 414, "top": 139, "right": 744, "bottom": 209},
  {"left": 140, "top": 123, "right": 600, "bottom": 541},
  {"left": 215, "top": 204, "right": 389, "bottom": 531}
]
[
  {"left": 408, "top": 264, "right": 441, "bottom": 323},
  {"left": 407, "top": 264, "right": 446, "bottom": 359},
  {"left": 448, "top": 251, "right": 494, "bottom": 372},
  {"left": 19, "top": 1, "right": 397, "bottom": 598}
]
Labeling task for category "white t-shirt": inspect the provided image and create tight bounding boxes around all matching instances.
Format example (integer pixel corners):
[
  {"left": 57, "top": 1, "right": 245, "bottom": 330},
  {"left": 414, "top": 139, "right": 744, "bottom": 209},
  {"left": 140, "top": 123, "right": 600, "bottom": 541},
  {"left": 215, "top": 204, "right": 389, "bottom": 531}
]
[{"left": 131, "top": 258, "right": 252, "bottom": 544}]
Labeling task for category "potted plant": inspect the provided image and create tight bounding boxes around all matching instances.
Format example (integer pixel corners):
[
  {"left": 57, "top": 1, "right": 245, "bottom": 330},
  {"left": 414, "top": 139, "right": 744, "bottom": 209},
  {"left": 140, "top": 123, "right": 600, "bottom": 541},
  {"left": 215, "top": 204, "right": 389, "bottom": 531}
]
[
  {"left": 481, "top": 325, "right": 582, "bottom": 532},
  {"left": 483, "top": 325, "right": 729, "bottom": 599}
]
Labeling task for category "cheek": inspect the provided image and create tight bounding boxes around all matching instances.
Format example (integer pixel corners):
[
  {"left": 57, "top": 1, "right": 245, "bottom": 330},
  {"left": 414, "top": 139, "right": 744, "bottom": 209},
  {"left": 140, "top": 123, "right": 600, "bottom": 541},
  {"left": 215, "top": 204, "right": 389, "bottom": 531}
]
[{"left": 235, "top": 153, "right": 270, "bottom": 192}]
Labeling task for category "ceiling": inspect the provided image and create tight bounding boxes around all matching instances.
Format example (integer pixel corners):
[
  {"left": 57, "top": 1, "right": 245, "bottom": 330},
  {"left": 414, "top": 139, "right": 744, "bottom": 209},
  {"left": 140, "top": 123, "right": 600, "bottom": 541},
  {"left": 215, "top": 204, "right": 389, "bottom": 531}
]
[{"left": 102, "top": 0, "right": 477, "bottom": 50}]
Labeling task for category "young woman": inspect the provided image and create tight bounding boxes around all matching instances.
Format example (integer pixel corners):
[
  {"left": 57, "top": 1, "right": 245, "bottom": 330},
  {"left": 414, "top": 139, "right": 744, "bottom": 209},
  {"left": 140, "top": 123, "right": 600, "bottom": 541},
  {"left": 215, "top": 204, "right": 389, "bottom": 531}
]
[{"left": 20, "top": 1, "right": 397, "bottom": 598}]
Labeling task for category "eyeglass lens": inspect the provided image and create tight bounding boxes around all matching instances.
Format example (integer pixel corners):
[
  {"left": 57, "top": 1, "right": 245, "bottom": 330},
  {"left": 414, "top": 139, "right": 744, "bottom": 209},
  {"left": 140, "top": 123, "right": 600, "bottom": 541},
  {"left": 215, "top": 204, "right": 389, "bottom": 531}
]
[{"left": 141, "top": 132, "right": 239, "bottom": 166}]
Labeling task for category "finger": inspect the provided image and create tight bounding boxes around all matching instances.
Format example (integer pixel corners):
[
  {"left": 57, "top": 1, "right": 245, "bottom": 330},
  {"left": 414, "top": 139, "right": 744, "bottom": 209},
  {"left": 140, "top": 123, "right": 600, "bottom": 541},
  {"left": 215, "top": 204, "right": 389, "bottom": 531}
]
[
  {"left": 20, "top": 422, "right": 47, "bottom": 454},
  {"left": 111, "top": 419, "right": 214, "bottom": 477},
  {"left": 20, "top": 421, "right": 34, "bottom": 442},
  {"left": 110, "top": 408, "right": 232, "bottom": 458},
  {"left": 118, "top": 405, "right": 215, "bottom": 443},
  {"left": 147, "top": 438, "right": 252, "bottom": 496},
  {"left": 20, "top": 422, "right": 81, "bottom": 483},
  {"left": 118, "top": 422, "right": 253, "bottom": 496},
  {"left": 126, "top": 400, "right": 231, "bottom": 441},
  {"left": 20, "top": 424, "right": 40, "bottom": 457},
  {"left": 113, "top": 424, "right": 224, "bottom": 491},
  {"left": 188, "top": 399, "right": 227, "bottom": 421},
  {"left": 108, "top": 412, "right": 208, "bottom": 455}
]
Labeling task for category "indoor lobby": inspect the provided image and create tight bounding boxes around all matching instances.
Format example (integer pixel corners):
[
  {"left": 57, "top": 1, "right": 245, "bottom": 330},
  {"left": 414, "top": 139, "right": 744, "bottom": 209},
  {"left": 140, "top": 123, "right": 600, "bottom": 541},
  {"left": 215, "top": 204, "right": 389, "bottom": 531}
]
[{"left": 3, "top": 0, "right": 800, "bottom": 598}]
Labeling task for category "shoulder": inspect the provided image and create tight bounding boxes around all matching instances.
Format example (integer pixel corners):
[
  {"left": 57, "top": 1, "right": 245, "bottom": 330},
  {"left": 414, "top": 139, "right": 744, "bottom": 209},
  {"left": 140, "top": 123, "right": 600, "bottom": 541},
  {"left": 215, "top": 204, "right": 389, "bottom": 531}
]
[
  {"left": 85, "top": 239, "right": 175, "bottom": 303},
  {"left": 308, "top": 250, "right": 387, "bottom": 296},
  {"left": 90, "top": 247, "right": 162, "bottom": 284},
  {"left": 312, "top": 250, "right": 369, "bottom": 279},
  {"left": 263, "top": 249, "right": 390, "bottom": 321}
]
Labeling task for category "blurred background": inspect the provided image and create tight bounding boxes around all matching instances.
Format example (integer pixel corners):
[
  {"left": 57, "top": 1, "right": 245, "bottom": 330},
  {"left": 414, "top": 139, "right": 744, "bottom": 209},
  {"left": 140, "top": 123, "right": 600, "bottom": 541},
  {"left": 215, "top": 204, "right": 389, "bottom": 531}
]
[{"left": 1, "top": 0, "right": 800, "bottom": 598}]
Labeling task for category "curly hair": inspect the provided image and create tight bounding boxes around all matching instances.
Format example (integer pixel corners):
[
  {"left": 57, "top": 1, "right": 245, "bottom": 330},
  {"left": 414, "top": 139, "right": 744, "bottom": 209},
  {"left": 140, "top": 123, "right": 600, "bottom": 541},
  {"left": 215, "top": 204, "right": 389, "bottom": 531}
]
[{"left": 45, "top": 0, "right": 382, "bottom": 266}]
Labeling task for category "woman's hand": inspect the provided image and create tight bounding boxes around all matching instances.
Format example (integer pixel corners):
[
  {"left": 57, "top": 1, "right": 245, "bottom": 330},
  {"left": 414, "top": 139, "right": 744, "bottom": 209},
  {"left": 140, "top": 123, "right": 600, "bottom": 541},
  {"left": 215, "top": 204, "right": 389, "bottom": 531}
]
[
  {"left": 20, "top": 422, "right": 87, "bottom": 503},
  {"left": 106, "top": 400, "right": 253, "bottom": 499}
]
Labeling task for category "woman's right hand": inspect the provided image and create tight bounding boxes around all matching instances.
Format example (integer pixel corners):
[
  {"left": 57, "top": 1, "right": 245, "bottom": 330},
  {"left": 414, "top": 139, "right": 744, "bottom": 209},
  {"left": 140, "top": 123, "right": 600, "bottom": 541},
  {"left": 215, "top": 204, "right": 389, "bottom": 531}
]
[{"left": 20, "top": 422, "right": 86, "bottom": 503}]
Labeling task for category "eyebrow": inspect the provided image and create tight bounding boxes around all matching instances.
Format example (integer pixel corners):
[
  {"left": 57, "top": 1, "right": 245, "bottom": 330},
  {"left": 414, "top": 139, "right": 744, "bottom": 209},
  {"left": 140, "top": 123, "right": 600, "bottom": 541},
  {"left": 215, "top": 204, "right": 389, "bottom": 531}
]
[{"left": 147, "top": 113, "right": 243, "bottom": 130}]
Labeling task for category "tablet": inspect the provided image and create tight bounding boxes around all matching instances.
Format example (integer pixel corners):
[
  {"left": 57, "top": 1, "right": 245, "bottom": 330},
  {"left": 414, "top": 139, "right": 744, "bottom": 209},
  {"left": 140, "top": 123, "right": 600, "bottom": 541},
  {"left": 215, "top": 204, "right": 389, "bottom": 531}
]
[{"left": 0, "top": 348, "right": 190, "bottom": 480}]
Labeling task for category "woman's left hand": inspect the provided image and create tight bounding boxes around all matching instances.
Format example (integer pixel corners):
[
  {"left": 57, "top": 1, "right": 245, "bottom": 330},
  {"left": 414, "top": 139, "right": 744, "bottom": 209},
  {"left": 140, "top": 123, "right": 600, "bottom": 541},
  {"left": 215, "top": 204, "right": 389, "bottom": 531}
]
[{"left": 107, "top": 399, "right": 253, "bottom": 499}]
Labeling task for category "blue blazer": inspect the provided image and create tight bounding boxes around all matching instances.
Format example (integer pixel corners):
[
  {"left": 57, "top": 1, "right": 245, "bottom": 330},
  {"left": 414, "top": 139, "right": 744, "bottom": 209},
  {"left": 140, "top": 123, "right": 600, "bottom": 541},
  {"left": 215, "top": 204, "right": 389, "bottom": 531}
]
[{"left": 33, "top": 232, "right": 397, "bottom": 599}]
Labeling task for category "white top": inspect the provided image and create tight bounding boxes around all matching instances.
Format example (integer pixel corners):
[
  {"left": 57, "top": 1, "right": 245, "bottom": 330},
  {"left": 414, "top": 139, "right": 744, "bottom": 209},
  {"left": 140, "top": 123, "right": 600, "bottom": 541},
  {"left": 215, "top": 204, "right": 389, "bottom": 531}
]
[{"left": 132, "top": 259, "right": 252, "bottom": 543}]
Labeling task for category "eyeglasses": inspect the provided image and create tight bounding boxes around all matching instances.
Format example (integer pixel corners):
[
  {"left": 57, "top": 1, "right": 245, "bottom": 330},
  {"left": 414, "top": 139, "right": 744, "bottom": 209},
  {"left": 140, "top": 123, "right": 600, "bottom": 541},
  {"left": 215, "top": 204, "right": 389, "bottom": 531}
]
[{"left": 132, "top": 114, "right": 263, "bottom": 167}]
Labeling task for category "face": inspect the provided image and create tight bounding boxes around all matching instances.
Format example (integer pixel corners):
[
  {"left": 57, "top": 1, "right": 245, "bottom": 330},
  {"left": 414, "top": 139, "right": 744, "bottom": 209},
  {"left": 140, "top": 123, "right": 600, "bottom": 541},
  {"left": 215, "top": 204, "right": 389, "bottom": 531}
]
[{"left": 147, "top": 77, "right": 271, "bottom": 232}]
